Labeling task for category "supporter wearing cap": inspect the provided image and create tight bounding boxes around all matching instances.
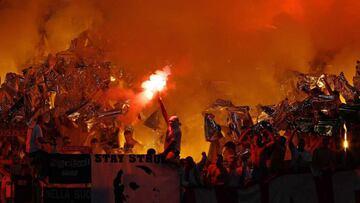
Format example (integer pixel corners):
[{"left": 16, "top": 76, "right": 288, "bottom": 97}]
[{"left": 158, "top": 97, "right": 182, "bottom": 161}]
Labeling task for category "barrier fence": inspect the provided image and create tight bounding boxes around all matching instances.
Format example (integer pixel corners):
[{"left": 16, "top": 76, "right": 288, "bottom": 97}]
[{"left": 0, "top": 155, "right": 359, "bottom": 203}]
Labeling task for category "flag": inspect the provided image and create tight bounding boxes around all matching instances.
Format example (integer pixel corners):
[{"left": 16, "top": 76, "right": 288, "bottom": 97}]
[{"left": 144, "top": 110, "right": 161, "bottom": 130}]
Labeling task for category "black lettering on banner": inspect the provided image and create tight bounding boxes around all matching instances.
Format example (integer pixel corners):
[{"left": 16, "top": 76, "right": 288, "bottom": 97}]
[
  {"left": 110, "top": 155, "right": 118, "bottom": 163},
  {"left": 117, "top": 154, "right": 124, "bottom": 162},
  {"left": 129, "top": 154, "right": 136, "bottom": 163},
  {"left": 95, "top": 154, "right": 102, "bottom": 163},
  {"left": 137, "top": 155, "right": 145, "bottom": 163},
  {"left": 154, "top": 155, "right": 161, "bottom": 164},
  {"left": 103, "top": 154, "right": 110, "bottom": 163},
  {"left": 146, "top": 155, "right": 153, "bottom": 163}
]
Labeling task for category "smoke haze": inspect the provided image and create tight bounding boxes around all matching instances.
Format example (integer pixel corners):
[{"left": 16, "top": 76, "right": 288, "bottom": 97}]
[{"left": 1, "top": 0, "right": 360, "bottom": 159}]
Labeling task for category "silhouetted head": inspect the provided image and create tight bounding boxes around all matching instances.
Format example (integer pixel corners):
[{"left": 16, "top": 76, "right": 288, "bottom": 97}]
[
  {"left": 124, "top": 126, "right": 134, "bottom": 136},
  {"left": 185, "top": 156, "right": 195, "bottom": 167},
  {"left": 169, "top": 115, "right": 181, "bottom": 128},
  {"left": 278, "top": 136, "right": 286, "bottom": 146},
  {"left": 169, "top": 116, "right": 180, "bottom": 122},
  {"left": 147, "top": 148, "right": 156, "bottom": 155},
  {"left": 117, "top": 170, "right": 123, "bottom": 178}
]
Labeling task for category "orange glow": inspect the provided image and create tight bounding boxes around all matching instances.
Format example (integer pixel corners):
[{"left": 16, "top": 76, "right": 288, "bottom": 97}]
[
  {"left": 1, "top": 0, "right": 360, "bottom": 161},
  {"left": 141, "top": 66, "right": 171, "bottom": 100}
]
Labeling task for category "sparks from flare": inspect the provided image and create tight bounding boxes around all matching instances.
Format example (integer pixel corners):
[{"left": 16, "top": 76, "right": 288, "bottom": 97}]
[{"left": 141, "top": 66, "right": 171, "bottom": 101}]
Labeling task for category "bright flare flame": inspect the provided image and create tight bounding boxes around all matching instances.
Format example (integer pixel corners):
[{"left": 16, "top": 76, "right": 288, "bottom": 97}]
[
  {"left": 343, "top": 123, "right": 349, "bottom": 151},
  {"left": 141, "top": 66, "right": 171, "bottom": 100},
  {"left": 343, "top": 140, "right": 349, "bottom": 150},
  {"left": 110, "top": 76, "right": 116, "bottom": 82}
]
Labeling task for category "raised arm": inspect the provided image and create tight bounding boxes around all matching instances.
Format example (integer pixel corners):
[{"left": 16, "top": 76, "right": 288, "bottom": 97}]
[
  {"left": 197, "top": 152, "right": 207, "bottom": 171},
  {"left": 262, "top": 129, "right": 275, "bottom": 147},
  {"left": 238, "top": 127, "right": 252, "bottom": 143},
  {"left": 158, "top": 97, "right": 169, "bottom": 124}
]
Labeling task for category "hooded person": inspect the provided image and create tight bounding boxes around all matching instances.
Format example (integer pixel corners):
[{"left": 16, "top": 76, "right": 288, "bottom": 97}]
[{"left": 158, "top": 97, "right": 182, "bottom": 161}]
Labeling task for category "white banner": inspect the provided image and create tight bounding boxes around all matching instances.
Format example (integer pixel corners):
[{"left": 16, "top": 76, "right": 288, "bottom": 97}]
[{"left": 91, "top": 154, "right": 180, "bottom": 203}]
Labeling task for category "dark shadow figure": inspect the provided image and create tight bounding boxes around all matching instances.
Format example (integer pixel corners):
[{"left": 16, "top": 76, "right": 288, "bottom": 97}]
[{"left": 113, "top": 170, "right": 127, "bottom": 203}]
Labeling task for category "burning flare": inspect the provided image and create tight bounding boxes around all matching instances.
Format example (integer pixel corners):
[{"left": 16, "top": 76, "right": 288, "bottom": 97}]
[
  {"left": 141, "top": 66, "right": 171, "bottom": 100},
  {"left": 343, "top": 123, "right": 349, "bottom": 151}
]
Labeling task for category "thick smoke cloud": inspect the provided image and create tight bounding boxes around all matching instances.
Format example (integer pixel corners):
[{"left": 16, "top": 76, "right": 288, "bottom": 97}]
[
  {"left": 0, "top": 0, "right": 102, "bottom": 81},
  {"left": 1, "top": 0, "right": 360, "bottom": 159}
]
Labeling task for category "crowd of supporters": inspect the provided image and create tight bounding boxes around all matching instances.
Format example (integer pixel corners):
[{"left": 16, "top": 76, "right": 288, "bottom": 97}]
[
  {"left": 0, "top": 116, "right": 358, "bottom": 183},
  {"left": 0, "top": 97, "right": 359, "bottom": 203},
  {"left": 179, "top": 127, "right": 357, "bottom": 188}
]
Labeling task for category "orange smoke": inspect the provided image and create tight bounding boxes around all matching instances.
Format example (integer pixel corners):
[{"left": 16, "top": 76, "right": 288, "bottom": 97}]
[{"left": 1, "top": 0, "right": 360, "bottom": 160}]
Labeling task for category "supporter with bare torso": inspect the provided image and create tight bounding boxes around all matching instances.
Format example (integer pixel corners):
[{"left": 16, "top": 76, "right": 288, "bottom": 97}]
[
  {"left": 123, "top": 126, "right": 141, "bottom": 153},
  {"left": 158, "top": 97, "right": 182, "bottom": 161}
]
